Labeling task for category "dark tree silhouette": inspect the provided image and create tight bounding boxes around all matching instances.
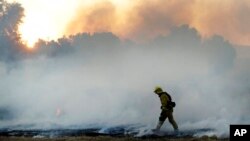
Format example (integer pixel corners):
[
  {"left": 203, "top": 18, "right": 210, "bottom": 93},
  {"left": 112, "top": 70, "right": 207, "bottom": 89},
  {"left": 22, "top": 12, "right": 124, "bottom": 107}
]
[{"left": 0, "top": 0, "right": 24, "bottom": 62}]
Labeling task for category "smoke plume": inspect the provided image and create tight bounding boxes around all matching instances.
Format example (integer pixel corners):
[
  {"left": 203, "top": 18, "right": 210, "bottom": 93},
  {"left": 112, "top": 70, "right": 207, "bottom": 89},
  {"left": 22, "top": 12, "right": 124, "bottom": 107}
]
[
  {"left": 66, "top": 0, "right": 250, "bottom": 46},
  {"left": 0, "top": 0, "right": 250, "bottom": 138}
]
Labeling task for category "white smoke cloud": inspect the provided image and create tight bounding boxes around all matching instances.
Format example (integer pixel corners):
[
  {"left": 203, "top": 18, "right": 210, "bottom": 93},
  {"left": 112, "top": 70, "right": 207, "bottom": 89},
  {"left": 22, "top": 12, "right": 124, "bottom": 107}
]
[{"left": 0, "top": 25, "right": 249, "bottom": 138}]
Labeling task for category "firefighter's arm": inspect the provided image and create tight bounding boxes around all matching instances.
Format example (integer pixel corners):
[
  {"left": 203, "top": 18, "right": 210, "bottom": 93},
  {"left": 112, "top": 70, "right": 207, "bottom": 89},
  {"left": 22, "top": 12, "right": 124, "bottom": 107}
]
[{"left": 160, "top": 95, "right": 168, "bottom": 110}]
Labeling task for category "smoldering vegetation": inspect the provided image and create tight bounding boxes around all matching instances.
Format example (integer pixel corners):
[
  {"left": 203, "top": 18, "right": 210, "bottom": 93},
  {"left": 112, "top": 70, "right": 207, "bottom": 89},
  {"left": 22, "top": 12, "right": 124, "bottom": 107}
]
[
  {"left": 0, "top": 0, "right": 250, "bottom": 138},
  {"left": 0, "top": 136, "right": 229, "bottom": 141}
]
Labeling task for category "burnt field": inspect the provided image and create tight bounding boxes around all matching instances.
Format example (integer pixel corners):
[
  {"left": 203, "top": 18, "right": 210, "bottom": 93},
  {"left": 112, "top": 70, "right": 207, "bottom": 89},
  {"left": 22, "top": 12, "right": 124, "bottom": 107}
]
[
  {"left": 0, "top": 136, "right": 229, "bottom": 141},
  {"left": 0, "top": 126, "right": 229, "bottom": 141}
]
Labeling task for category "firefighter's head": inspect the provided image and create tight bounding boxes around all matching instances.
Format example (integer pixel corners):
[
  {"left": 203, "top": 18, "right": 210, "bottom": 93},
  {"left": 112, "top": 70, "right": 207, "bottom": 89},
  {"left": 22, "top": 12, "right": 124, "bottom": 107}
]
[{"left": 154, "top": 86, "right": 163, "bottom": 94}]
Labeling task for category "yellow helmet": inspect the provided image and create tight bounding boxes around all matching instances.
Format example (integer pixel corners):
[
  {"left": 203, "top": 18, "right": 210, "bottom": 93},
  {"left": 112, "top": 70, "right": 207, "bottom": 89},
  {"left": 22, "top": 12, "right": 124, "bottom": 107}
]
[{"left": 154, "top": 86, "right": 163, "bottom": 94}]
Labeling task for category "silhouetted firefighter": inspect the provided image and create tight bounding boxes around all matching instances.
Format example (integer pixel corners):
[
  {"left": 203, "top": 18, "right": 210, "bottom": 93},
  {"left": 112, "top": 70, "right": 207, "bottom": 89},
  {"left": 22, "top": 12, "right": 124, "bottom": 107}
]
[{"left": 153, "top": 86, "right": 178, "bottom": 132}]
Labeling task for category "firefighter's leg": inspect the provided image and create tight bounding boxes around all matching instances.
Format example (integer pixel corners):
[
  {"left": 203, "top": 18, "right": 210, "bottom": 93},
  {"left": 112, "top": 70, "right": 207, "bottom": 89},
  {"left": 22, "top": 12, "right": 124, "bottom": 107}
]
[
  {"left": 155, "top": 121, "right": 164, "bottom": 131},
  {"left": 167, "top": 111, "right": 178, "bottom": 131},
  {"left": 155, "top": 110, "right": 167, "bottom": 131}
]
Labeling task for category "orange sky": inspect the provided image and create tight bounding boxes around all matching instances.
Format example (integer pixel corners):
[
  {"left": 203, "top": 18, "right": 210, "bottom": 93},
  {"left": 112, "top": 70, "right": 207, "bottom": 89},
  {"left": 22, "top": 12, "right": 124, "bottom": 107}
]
[{"left": 7, "top": 0, "right": 250, "bottom": 47}]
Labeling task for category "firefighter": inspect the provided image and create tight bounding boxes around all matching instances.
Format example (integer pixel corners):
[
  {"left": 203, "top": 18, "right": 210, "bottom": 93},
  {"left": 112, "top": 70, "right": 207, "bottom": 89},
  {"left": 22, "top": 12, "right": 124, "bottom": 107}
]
[{"left": 153, "top": 86, "right": 178, "bottom": 132}]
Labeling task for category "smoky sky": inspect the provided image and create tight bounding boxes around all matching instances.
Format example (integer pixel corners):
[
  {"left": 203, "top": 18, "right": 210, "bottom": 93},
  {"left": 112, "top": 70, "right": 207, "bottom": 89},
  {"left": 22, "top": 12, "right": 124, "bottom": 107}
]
[
  {"left": 66, "top": 0, "right": 250, "bottom": 46},
  {"left": 1, "top": 0, "right": 250, "bottom": 137}
]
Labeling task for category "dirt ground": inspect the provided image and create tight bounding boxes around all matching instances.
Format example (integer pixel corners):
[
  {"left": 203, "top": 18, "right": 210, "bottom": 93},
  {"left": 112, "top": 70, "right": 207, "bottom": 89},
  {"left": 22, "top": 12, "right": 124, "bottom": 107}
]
[{"left": 0, "top": 136, "right": 229, "bottom": 141}]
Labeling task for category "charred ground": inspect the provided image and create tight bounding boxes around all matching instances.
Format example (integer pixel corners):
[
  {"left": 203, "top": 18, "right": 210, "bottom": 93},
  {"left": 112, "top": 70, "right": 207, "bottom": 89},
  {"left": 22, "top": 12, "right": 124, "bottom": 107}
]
[{"left": 0, "top": 127, "right": 229, "bottom": 141}]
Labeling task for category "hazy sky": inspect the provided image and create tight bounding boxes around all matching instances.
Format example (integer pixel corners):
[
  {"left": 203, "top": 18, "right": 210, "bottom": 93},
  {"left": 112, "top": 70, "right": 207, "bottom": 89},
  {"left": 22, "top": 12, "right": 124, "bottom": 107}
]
[{"left": 7, "top": 0, "right": 250, "bottom": 47}]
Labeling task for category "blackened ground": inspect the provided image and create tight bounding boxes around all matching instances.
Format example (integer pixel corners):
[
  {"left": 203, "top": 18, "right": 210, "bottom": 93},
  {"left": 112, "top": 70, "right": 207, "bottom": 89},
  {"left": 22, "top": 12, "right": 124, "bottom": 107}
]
[
  {"left": 0, "top": 126, "right": 228, "bottom": 140},
  {"left": 0, "top": 136, "right": 229, "bottom": 141}
]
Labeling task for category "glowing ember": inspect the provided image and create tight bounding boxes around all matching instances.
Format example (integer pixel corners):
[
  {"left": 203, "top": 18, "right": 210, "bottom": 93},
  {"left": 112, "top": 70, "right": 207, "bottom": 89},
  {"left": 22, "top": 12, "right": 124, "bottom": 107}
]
[{"left": 55, "top": 108, "right": 62, "bottom": 117}]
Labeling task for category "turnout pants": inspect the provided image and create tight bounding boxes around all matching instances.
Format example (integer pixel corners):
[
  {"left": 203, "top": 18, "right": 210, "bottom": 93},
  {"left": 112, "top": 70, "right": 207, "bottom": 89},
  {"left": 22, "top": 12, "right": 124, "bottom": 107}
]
[{"left": 159, "top": 109, "right": 178, "bottom": 130}]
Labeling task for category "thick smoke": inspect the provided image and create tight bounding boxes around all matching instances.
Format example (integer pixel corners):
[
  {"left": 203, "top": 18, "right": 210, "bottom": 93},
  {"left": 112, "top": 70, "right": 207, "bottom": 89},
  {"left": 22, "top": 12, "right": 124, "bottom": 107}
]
[
  {"left": 66, "top": 0, "right": 250, "bottom": 46},
  {"left": 1, "top": 1, "right": 250, "bottom": 138}
]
